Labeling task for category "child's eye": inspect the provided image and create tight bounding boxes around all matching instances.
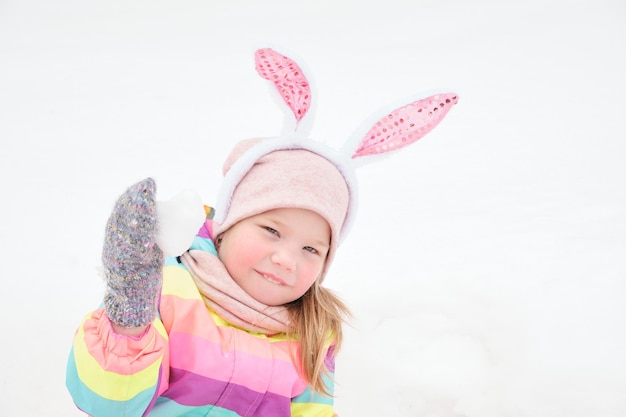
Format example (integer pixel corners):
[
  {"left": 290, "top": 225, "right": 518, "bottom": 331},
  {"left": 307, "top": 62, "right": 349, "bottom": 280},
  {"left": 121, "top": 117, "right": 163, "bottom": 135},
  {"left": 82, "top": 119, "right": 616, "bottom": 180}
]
[
  {"left": 303, "top": 246, "right": 318, "bottom": 254},
  {"left": 264, "top": 226, "right": 279, "bottom": 235}
]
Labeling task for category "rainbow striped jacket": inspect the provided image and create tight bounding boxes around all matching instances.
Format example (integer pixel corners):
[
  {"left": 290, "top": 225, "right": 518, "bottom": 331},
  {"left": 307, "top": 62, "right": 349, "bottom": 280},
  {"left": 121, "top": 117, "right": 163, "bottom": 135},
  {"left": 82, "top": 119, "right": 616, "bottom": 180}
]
[{"left": 66, "top": 220, "right": 338, "bottom": 417}]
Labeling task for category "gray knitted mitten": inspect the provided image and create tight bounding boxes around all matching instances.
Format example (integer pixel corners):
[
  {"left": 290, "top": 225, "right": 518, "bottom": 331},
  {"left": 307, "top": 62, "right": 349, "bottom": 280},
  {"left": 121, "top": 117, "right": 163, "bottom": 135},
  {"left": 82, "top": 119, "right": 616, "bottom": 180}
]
[{"left": 102, "top": 178, "right": 163, "bottom": 328}]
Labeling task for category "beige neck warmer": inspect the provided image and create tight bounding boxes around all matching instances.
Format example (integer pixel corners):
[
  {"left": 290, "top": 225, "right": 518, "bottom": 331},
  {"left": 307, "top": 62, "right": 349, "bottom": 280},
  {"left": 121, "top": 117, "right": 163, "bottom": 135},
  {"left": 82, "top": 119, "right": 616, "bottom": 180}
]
[{"left": 180, "top": 250, "right": 291, "bottom": 335}]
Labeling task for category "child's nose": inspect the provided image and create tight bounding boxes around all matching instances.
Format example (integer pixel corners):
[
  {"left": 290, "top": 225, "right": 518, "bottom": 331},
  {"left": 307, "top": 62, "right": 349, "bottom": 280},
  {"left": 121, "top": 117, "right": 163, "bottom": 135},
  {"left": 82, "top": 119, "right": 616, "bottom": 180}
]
[{"left": 270, "top": 247, "right": 296, "bottom": 271}]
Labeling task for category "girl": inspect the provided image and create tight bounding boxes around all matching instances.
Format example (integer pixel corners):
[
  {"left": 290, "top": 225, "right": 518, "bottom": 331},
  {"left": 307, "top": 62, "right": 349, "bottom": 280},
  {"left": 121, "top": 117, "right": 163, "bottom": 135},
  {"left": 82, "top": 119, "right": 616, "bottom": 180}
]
[{"left": 66, "top": 48, "right": 457, "bottom": 417}]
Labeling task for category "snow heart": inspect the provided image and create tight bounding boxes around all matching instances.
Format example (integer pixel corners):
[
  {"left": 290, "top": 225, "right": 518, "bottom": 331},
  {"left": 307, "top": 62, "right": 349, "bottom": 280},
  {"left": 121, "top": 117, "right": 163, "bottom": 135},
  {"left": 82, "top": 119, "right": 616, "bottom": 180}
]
[{"left": 156, "top": 188, "right": 206, "bottom": 256}]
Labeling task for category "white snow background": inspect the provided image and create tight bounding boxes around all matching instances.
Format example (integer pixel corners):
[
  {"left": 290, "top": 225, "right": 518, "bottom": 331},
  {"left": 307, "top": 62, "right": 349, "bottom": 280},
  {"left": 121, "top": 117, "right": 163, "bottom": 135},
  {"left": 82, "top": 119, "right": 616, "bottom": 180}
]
[{"left": 1, "top": 0, "right": 625, "bottom": 416}]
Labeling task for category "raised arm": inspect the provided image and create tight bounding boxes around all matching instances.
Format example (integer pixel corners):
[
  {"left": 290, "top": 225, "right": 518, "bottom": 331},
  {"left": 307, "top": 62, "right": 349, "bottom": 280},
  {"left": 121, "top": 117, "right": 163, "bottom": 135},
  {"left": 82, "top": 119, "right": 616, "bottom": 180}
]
[{"left": 66, "top": 178, "right": 169, "bottom": 417}]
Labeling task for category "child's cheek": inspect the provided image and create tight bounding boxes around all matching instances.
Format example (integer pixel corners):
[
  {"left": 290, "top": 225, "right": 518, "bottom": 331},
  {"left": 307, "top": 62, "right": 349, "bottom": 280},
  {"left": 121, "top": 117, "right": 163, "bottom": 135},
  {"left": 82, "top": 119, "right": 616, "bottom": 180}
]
[
  {"left": 237, "top": 237, "right": 267, "bottom": 266},
  {"left": 301, "top": 261, "right": 323, "bottom": 286}
]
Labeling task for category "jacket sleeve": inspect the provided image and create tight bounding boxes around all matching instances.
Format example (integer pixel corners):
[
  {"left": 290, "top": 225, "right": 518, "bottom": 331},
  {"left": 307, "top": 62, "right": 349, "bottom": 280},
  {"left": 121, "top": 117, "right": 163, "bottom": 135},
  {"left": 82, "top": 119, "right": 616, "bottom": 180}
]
[
  {"left": 66, "top": 308, "right": 170, "bottom": 417},
  {"left": 290, "top": 345, "right": 339, "bottom": 417},
  {"left": 66, "top": 214, "right": 213, "bottom": 417}
]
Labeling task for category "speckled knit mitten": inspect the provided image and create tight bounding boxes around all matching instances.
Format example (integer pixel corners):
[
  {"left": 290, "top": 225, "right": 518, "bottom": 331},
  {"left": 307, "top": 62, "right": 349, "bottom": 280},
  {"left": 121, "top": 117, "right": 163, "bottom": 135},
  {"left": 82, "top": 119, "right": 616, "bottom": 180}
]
[{"left": 102, "top": 178, "right": 163, "bottom": 328}]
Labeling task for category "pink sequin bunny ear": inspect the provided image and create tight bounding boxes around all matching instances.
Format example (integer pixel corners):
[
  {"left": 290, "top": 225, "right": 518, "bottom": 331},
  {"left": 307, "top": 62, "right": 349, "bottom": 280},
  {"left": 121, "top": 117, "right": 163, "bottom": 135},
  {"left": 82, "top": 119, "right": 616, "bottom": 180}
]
[
  {"left": 254, "top": 47, "right": 458, "bottom": 151},
  {"left": 351, "top": 93, "right": 459, "bottom": 159},
  {"left": 255, "top": 48, "right": 312, "bottom": 130}
]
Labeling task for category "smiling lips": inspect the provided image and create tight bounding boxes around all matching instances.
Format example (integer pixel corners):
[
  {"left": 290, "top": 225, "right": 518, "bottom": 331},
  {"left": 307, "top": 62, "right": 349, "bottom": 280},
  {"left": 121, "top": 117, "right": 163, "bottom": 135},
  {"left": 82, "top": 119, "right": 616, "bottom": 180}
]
[{"left": 256, "top": 270, "right": 286, "bottom": 286}]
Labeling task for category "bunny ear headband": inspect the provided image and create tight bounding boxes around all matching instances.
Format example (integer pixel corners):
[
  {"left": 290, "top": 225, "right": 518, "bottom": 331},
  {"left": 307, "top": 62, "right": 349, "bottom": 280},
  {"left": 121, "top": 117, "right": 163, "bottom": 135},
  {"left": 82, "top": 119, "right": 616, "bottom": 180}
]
[{"left": 213, "top": 47, "right": 458, "bottom": 244}]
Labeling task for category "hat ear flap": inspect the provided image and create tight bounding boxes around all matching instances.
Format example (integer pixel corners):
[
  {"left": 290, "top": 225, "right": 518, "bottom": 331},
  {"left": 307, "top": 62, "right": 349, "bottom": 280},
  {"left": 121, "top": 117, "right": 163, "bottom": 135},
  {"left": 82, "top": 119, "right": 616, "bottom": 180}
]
[
  {"left": 351, "top": 93, "right": 458, "bottom": 159},
  {"left": 255, "top": 48, "right": 312, "bottom": 131}
]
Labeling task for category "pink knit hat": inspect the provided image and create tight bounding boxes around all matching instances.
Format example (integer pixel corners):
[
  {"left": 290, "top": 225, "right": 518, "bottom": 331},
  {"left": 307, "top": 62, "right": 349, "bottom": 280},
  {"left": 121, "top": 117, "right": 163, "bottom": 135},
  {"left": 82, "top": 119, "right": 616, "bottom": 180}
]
[{"left": 213, "top": 48, "right": 458, "bottom": 279}]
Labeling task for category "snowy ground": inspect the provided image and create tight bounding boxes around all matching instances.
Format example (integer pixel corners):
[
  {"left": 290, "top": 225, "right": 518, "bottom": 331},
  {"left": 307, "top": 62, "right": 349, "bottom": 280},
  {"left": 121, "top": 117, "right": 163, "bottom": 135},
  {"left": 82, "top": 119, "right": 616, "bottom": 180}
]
[{"left": 1, "top": 1, "right": 625, "bottom": 416}]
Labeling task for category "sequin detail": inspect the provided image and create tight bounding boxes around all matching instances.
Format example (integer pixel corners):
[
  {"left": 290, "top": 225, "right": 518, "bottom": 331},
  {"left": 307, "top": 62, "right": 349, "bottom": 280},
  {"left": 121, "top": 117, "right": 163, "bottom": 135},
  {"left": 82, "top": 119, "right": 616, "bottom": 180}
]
[
  {"left": 352, "top": 93, "right": 459, "bottom": 158},
  {"left": 255, "top": 48, "right": 311, "bottom": 123}
]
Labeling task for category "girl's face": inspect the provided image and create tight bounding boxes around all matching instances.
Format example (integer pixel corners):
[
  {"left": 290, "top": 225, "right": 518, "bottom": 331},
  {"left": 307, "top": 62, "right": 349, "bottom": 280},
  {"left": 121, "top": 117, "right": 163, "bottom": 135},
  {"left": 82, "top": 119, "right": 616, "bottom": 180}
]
[{"left": 217, "top": 208, "right": 330, "bottom": 306}]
